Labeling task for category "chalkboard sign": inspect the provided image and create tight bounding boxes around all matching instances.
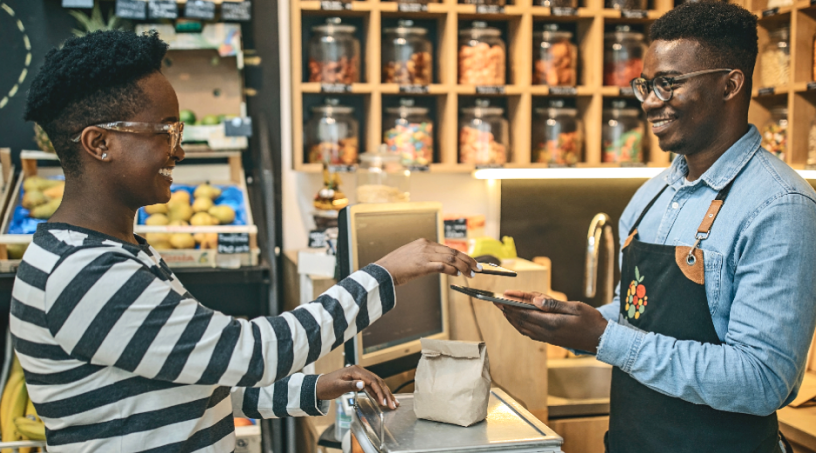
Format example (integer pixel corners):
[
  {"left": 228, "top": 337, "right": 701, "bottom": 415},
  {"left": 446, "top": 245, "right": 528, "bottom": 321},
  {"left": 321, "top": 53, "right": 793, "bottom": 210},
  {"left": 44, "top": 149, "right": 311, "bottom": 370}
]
[
  {"left": 758, "top": 87, "right": 775, "bottom": 96},
  {"left": 762, "top": 7, "right": 779, "bottom": 17},
  {"left": 222, "top": 1, "right": 252, "bottom": 21},
  {"left": 621, "top": 9, "right": 647, "bottom": 18},
  {"left": 224, "top": 117, "right": 253, "bottom": 137},
  {"left": 444, "top": 219, "right": 468, "bottom": 240},
  {"left": 476, "top": 5, "right": 504, "bottom": 13},
  {"left": 185, "top": 0, "right": 216, "bottom": 20},
  {"left": 549, "top": 86, "right": 577, "bottom": 96},
  {"left": 308, "top": 230, "right": 328, "bottom": 249},
  {"left": 321, "top": 83, "right": 352, "bottom": 93},
  {"left": 217, "top": 233, "right": 251, "bottom": 254},
  {"left": 149, "top": 0, "right": 178, "bottom": 19},
  {"left": 116, "top": 0, "right": 147, "bottom": 19},
  {"left": 63, "top": 0, "right": 94, "bottom": 8},
  {"left": 399, "top": 85, "right": 429, "bottom": 94},
  {"left": 475, "top": 86, "right": 505, "bottom": 95},
  {"left": 552, "top": 7, "right": 577, "bottom": 15}
]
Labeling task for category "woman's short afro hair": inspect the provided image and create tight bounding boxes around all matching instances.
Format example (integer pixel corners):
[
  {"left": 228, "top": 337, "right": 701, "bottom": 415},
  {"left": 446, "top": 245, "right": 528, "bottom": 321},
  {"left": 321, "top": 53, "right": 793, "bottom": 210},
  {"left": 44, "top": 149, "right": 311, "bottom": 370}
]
[
  {"left": 650, "top": 1, "right": 758, "bottom": 97},
  {"left": 24, "top": 30, "right": 168, "bottom": 176}
]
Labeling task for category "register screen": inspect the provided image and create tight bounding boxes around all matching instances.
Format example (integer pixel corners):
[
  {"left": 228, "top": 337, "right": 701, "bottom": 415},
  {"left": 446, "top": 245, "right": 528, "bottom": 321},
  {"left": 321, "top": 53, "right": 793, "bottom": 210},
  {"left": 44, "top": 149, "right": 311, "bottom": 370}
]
[{"left": 354, "top": 211, "right": 443, "bottom": 354}]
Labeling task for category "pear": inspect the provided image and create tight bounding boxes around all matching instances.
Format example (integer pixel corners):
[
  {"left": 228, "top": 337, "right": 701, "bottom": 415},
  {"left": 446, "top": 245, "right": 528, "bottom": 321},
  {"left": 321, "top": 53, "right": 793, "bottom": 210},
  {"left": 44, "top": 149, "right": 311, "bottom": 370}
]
[
  {"left": 168, "top": 220, "right": 189, "bottom": 227},
  {"left": 145, "top": 203, "right": 169, "bottom": 215},
  {"left": 22, "top": 191, "right": 47, "bottom": 210},
  {"left": 30, "top": 198, "right": 61, "bottom": 219},
  {"left": 194, "top": 233, "right": 218, "bottom": 249},
  {"left": 169, "top": 190, "right": 191, "bottom": 205},
  {"left": 169, "top": 233, "right": 196, "bottom": 249},
  {"left": 23, "top": 176, "right": 61, "bottom": 192},
  {"left": 43, "top": 183, "right": 65, "bottom": 200},
  {"left": 190, "top": 212, "right": 218, "bottom": 226},
  {"left": 167, "top": 203, "right": 194, "bottom": 223},
  {"left": 145, "top": 214, "right": 170, "bottom": 226},
  {"left": 146, "top": 232, "right": 171, "bottom": 244},
  {"left": 192, "top": 197, "right": 214, "bottom": 213},
  {"left": 208, "top": 205, "right": 236, "bottom": 225},
  {"left": 150, "top": 241, "right": 174, "bottom": 250},
  {"left": 7, "top": 243, "right": 28, "bottom": 260},
  {"left": 194, "top": 184, "right": 222, "bottom": 200}
]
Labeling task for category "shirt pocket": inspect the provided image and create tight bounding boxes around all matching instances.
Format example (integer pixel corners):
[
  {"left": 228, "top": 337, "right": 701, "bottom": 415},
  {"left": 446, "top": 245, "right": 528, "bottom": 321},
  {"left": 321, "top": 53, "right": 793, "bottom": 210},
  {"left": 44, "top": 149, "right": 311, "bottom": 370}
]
[{"left": 701, "top": 248, "right": 724, "bottom": 315}]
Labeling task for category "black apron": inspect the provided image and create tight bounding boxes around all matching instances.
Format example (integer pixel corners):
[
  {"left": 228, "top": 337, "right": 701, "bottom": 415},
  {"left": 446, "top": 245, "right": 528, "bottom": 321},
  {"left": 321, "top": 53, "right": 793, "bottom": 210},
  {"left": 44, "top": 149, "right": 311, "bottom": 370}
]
[{"left": 606, "top": 181, "right": 781, "bottom": 452}]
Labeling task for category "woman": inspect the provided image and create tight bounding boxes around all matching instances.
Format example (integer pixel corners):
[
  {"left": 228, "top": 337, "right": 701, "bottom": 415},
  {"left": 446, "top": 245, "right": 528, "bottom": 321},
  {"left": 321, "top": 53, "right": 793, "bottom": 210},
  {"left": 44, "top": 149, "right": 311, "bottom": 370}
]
[{"left": 15, "top": 30, "right": 478, "bottom": 452}]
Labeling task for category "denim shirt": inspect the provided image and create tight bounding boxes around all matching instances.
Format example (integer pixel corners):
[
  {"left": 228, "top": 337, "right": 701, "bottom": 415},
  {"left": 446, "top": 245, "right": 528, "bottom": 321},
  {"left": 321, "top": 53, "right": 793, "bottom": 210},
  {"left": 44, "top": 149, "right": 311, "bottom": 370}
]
[{"left": 596, "top": 125, "right": 816, "bottom": 416}]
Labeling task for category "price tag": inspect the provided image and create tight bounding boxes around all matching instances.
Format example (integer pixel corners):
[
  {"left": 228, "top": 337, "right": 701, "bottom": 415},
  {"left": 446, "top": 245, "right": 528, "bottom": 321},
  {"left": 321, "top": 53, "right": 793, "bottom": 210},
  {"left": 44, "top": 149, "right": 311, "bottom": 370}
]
[
  {"left": 62, "top": 0, "right": 94, "bottom": 7},
  {"left": 762, "top": 7, "right": 779, "bottom": 17},
  {"left": 619, "top": 87, "right": 634, "bottom": 97},
  {"left": 217, "top": 233, "right": 251, "bottom": 254},
  {"left": 320, "top": 0, "right": 353, "bottom": 9},
  {"left": 185, "top": 0, "right": 216, "bottom": 20},
  {"left": 475, "top": 163, "right": 503, "bottom": 169},
  {"left": 149, "top": 0, "right": 178, "bottom": 19},
  {"left": 224, "top": 117, "right": 253, "bottom": 137},
  {"left": 476, "top": 86, "right": 505, "bottom": 95},
  {"left": 476, "top": 4, "right": 504, "bottom": 13},
  {"left": 398, "top": 3, "right": 428, "bottom": 11},
  {"left": 399, "top": 85, "right": 429, "bottom": 94},
  {"left": 549, "top": 86, "right": 577, "bottom": 96},
  {"left": 551, "top": 6, "right": 577, "bottom": 15},
  {"left": 308, "top": 230, "right": 328, "bottom": 249},
  {"left": 758, "top": 87, "right": 775, "bottom": 96},
  {"left": 621, "top": 9, "right": 647, "bottom": 18},
  {"left": 620, "top": 162, "right": 646, "bottom": 168},
  {"left": 116, "top": 0, "right": 147, "bottom": 19},
  {"left": 407, "top": 165, "right": 430, "bottom": 172},
  {"left": 807, "top": 82, "right": 816, "bottom": 91},
  {"left": 222, "top": 1, "right": 252, "bottom": 21},
  {"left": 328, "top": 165, "right": 356, "bottom": 173},
  {"left": 321, "top": 83, "right": 352, "bottom": 93},
  {"left": 444, "top": 219, "right": 468, "bottom": 240}
]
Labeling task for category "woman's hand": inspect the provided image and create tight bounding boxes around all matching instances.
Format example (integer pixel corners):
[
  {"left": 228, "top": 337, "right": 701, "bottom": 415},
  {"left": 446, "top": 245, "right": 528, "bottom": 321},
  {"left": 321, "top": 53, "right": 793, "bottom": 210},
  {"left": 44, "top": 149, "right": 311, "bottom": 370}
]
[
  {"left": 498, "top": 290, "right": 609, "bottom": 353},
  {"left": 375, "top": 239, "right": 480, "bottom": 286},
  {"left": 316, "top": 365, "right": 400, "bottom": 410}
]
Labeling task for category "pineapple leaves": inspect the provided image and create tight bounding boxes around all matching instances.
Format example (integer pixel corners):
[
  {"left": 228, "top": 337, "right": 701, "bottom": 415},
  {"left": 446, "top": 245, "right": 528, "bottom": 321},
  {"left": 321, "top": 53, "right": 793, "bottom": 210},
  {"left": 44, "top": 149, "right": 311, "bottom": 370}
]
[{"left": 69, "top": 2, "right": 129, "bottom": 37}]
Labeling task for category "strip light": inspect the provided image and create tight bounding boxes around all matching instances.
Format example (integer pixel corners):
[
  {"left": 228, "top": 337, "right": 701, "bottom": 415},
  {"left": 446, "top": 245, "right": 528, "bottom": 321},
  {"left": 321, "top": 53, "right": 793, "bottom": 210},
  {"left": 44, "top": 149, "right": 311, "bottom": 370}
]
[{"left": 474, "top": 167, "right": 816, "bottom": 180}]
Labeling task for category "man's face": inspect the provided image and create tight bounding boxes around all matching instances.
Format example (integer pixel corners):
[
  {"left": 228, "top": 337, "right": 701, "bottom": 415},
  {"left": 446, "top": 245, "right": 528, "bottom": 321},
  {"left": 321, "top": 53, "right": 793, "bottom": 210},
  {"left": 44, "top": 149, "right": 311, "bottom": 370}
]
[{"left": 640, "top": 39, "right": 724, "bottom": 156}]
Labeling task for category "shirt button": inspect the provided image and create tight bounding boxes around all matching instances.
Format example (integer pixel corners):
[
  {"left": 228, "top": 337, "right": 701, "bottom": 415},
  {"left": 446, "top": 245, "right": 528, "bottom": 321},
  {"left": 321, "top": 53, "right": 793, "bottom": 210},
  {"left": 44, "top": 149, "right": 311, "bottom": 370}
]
[{"left": 672, "top": 202, "right": 680, "bottom": 209}]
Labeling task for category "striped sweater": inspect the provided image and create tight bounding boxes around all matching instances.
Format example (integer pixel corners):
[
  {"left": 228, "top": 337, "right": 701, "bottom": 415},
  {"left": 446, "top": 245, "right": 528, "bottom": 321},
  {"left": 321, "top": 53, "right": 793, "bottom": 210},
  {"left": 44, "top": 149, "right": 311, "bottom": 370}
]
[{"left": 9, "top": 223, "right": 395, "bottom": 452}]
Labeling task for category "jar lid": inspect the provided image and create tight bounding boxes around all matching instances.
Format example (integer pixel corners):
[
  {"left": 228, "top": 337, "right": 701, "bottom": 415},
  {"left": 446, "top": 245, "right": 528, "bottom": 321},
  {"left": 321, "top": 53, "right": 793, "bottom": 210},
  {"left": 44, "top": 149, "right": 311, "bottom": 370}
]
[
  {"left": 535, "top": 107, "right": 578, "bottom": 116},
  {"left": 460, "top": 21, "right": 502, "bottom": 38},
  {"left": 539, "top": 28, "right": 573, "bottom": 41},
  {"left": 386, "top": 98, "right": 429, "bottom": 115},
  {"left": 312, "top": 98, "right": 354, "bottom": 114},
  {"left": 384, "top": 19, "right": 428, "bottom": 35},
  {"left": 312, "top": 17, "right": 356, "bottom": 34},
  {"left": 462, "top": 99, "right": 504, "bottom": 116},
  {"left": 359, "top": 144, "right": 401, "bottom": 166},
  {"left": 771, "top": 106, "right": 788, "bottom": 116},
  {"left": 604, "top": 25, "right": 643, "bottom": 40}
]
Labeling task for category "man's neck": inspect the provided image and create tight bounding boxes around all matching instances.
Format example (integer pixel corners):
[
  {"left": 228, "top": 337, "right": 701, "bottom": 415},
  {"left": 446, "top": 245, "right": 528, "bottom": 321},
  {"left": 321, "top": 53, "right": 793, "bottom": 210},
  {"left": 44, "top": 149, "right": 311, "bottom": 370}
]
[
  {"left": 684, "top": 123, "right": 749, "bottom": 181},
  {"left": 48, "top": 181, "right": 139, "bottom": 245}
]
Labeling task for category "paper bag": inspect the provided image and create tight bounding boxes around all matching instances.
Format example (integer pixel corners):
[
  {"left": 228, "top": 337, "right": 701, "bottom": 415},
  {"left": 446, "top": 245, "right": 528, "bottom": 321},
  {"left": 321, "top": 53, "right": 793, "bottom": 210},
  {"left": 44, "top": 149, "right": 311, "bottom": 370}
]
[{"left": 413, "top": 338, "right": 492, "bottom": 427}]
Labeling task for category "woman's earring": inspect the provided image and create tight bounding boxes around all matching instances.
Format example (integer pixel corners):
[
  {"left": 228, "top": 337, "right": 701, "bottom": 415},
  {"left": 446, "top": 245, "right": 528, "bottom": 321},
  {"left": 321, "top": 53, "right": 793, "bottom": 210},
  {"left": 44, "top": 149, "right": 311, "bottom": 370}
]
[{"left": 101, "top": 153, "right": 107, "bottom": 159}]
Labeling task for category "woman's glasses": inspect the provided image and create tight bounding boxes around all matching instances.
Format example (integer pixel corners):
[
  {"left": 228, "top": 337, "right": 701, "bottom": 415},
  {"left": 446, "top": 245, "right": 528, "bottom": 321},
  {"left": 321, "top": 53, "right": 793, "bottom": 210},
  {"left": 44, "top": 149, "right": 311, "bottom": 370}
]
[
  {"left": 630, "top": 69, "right": 733, "bottom": 102},
  {"left": 71, "top": 121, "right": 185, "bottom": 152}
]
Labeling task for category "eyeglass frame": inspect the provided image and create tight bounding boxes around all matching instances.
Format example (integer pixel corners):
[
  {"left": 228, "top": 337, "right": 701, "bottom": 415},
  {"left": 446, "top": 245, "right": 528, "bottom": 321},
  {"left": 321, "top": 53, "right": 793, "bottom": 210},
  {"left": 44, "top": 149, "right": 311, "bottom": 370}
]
[
  {"left": 71, "top": 121, "right": 185, "bottom": 152},
  {"left": 630, "top": 68, "right": 734, "bottom": 103}
]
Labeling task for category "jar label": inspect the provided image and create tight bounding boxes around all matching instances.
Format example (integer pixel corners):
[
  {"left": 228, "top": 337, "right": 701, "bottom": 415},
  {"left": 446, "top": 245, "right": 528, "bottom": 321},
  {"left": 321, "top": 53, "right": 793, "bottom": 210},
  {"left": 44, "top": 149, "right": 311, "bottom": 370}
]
[
  {"left": 758, "top": 87, "right": 775, "bottom": 96},
  {"left": 476, "top": 4, "right": 505, "bottom": 13},
  {"left": 222, "top": 1, "right": 252, "bottom": 21},
  {"left": 399, "top": 85, "right": 430, "bottom": 94},
  {"left": 476, "top": 86, "right": 506, "bottom": 95},
  {"left": 619, "top": 87, "right": 635, "bottom": 97},
  {"left": 320, "top": 0, "right": 353, "bottom": 10},
  {"left": 444, "top": 219, "right": 468, "bottom": 240},
  {"left": 807, "top": 82, "right": 816, "bottom": 91},
  {"left": 549, "top": 86, "right": 577, "bottom": 96},
  {"left": 621, "top": 9, "right": 647, "bottom": 18},
  {"left": 148, "top": 0, "right": 178, "bottom": 19},
  {"left": 321, "top": 83, "right": 353, "bottom": 93},
  {"left": 115, "top": 0, "right": 147, "bottom": 19},
  {"left": 762, "top": 7, "right": 779, "bottom": 16},
  {"left": 308, "top": 230, "right": 328, "bottom": 249},
  {"left": 552, "top": 7, "right": 577, "bottom": 15},
  {"left": 184, "top": 0, "right": 216, "bottom": 20},
  {"left": 398, "top": 3, "right": 428, "bottom": 12},
  {"left": 328, "top": 164, "right": 357, "bottom": 173}
]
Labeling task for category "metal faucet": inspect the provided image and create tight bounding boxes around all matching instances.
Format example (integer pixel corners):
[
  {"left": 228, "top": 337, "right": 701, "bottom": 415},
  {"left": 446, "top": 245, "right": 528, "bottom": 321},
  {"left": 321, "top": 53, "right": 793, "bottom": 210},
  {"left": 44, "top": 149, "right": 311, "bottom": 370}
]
[{"left": 584, "top": 213, "right": 615, "bottom": 302}]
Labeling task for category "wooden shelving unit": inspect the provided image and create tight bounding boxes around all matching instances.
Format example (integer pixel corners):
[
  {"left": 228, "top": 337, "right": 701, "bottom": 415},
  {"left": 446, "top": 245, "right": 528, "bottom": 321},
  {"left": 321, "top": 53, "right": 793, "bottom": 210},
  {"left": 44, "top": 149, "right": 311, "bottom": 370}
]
[{"left": 290, "top": 0, "right": 676, "bottom": 172}]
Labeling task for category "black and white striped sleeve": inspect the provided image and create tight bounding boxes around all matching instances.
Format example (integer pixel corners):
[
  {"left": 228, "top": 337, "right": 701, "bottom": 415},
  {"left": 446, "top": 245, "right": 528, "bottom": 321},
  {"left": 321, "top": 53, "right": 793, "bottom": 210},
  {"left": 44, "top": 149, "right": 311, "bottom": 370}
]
[
  {"left": 231, "top": 372, "right": 329, "bottom": 418},
  {"left": 43, "top": 248, "right": 396, "bottom": 390}
]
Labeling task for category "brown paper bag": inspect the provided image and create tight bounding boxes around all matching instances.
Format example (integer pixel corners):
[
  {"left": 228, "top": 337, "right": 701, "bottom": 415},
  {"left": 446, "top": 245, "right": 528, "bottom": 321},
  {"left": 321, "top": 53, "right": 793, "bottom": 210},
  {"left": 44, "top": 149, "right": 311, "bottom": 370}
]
[{"left": 413, "top": 338, "right": 492, "bottom": 427}]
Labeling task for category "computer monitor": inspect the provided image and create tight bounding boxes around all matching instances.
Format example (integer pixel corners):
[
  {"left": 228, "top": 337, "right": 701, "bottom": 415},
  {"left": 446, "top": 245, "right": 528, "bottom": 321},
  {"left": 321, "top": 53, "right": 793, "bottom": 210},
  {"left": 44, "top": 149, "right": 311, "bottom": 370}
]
[{"left": 337, "top": 202, "right": 450, "bottom": 375}]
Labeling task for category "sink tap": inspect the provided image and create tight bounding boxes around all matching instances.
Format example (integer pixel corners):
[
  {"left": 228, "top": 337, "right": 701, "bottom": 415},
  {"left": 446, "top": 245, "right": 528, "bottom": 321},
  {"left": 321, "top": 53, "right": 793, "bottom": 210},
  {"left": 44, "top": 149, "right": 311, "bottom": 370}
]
[{"left": 584, "top": 213, "right": 615, "bottom": 302}]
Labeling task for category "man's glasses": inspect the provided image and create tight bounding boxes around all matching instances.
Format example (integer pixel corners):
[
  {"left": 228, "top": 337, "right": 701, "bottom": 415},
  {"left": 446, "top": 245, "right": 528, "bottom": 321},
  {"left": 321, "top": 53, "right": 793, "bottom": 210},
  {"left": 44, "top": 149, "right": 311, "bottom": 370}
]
[
  {"left": 630, "top": 69, "right": 733, "bottom": 102},
  {"left": 71, "top": 121, "right": 185, "bottom": 152}
]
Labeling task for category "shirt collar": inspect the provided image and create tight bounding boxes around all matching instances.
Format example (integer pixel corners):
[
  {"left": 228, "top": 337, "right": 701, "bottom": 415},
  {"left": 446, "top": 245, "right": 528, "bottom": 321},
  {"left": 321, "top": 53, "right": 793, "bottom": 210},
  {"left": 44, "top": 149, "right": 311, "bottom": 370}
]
[{"left": 664, "top": 125, "right": 762, "bottom": 191}]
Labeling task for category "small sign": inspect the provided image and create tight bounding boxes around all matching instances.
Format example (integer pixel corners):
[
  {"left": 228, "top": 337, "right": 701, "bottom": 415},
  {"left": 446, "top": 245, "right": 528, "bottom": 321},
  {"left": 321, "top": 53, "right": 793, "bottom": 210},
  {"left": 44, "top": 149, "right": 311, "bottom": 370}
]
[
  {"left": 758, "top": 87, "right": 775, "bottom": 96},
  {"left": 552, "top": 6, "right": 577, "bottom": 15},
  {"left": 224, "top": 117, "right": 253, "bottom": 137},
  {"left": 149, "top": 0, "right": 178, "bottom": 19},
  {"left": 398, "top": 3, "right": 428, "bottom": 12},
  {"left": 762, "top": 7, "right": 779, "bottom": 17},
  {"left": 399, "top": 85, "right": 429, "bottom": 94},
  {"left": 476, "top": 4, "right": 504, "bottom": 13},
  {"left": 222, "top": 1, "right": 252, "bottom": 21},
  {"left": 308, "top": 230, "right": 328, "bottom": 249},
  {"left": 328, "top": 164, "right": 356, "bottom": 173},
  {"left": 321, "top": 83, "right": 353, "bottom": 93},
  {"left": 621, "top": 9, "right": 647, "bottom": 18},
  {"left": 620, "top": 162, "right": 646, "bottom": 168},
  {"left": 62, "top": 0, "right": 94, "bottom": 7},
  {"left": 217, "top": 233, "right": 251, "bottom": 254},
  {"left": 619, "top": 87, "right": 634, "bottom": 97},
  {"left": 807, "top": 82, "right": 816, "bottom": 91},
  {"left": 475, "top": 163, "right": 503, "bottom": 169},
  {"left": 320, "top": 0, "right": 353, "bottom": 10},
  {"left": 444, "top": 219, "right": 468, "bottom": 240},
  {"left": 116, "top": 0, "right": 147, "bottom": 19},
  {"left": 549, "top": 86, "right": 577, "bottom": 96},
  {"left": 407, "top": 165, "right": 430, "bottom": 172},
  {"left": 476, "top": 85, "right": 505, "bottom": 95},
  {"left": 185, "top": 0, "right": 216, "bottom": 20}
]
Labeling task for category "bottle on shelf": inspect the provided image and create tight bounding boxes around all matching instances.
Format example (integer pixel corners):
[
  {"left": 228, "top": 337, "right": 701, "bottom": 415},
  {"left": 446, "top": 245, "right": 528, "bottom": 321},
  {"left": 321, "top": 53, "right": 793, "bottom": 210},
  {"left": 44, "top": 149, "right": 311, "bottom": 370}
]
[
  {"left": 459, "top": 22, "right": 506, "bottom": 86},
  {"left": 533, "top": 24, "right": 577, "bottom": 86},
  {"left": 603, "top": 25, "right": 646, "bottom": 88},
  {"left": 383, "top": 98, "right": 434, "bottom": 167},
  {"left": 532, "top": 99, "right": 582, "bottom": 165},
  {"left": 308, "top": 18, "right": 361, "bottom": 84},
  {"left": 760, "top": 27, "right": 790, "bottom": 88},
  {"left": 459, "top": 99, "right": 510, "bottom": 165},
  {"left": 382, "top": 21, "right": 433, "bottom": 86},
  {"left": 305, "top": 98, "right": 359, "bottom": 166},
  {"left": 602, "top": 100, "right": 645, "bottom": 164},
  {"left": 761, "top": 106, "right": 787, "bottom": 161}
]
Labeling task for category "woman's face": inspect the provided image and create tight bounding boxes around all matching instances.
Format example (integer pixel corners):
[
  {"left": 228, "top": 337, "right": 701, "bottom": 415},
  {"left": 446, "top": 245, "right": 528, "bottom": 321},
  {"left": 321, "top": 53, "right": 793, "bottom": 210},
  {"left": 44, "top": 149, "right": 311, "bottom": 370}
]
[{"left": 109, "top": 72, "right": 184, "bottom": 208}]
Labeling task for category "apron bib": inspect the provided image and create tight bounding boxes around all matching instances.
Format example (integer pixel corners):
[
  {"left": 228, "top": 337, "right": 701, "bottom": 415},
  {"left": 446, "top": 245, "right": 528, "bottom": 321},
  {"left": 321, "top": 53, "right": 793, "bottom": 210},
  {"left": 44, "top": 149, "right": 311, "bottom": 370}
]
[{"left": 607, "top": 182, "right": 780, "bottom": 452}]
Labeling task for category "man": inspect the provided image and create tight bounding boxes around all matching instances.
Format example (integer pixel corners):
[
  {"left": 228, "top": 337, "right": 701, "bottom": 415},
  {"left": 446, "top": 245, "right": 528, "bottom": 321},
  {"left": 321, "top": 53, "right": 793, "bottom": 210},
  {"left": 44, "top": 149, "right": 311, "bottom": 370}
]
[
  {"left": 14, "top": 30, "right": 479, "bottom": 452},
  {"left": 500, "top": 2, "right": 816, "bottom": 452}
]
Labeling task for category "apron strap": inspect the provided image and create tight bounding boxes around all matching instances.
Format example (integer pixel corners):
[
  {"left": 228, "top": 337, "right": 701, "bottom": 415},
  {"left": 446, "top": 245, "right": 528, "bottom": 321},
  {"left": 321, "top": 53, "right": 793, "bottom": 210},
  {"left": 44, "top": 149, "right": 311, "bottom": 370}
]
[
  {"left": 685, "top": 179, "right": 736, "bottom": 264},
  {"left": 628, "top": 185, "right": 670, "bottom": 236}
]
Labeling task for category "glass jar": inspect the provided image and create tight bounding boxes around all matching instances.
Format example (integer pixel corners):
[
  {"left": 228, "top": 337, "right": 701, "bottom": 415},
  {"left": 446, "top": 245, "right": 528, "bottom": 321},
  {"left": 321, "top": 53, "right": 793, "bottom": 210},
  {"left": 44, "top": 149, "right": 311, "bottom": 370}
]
[
  {"left": 604, "top": 26, "right": 646, "bottom": 87},
  {"left": 602, "top": 100, "right": 645, "bottom": 163},
  {"left": 382, "top": 21, "right": 433, "bottom": 85},
  {"left": 761, "top": 106, "right": 787, "bottom": 160},
  {"left": 538, "top": 0, "right": 577, "bottom": 7},
  {"left": 459, "top": 99, "right": 510, "bottom": 165},
  {"left": 761, "top": 27, "right": 790, "bottom": 88},
  {"left": 308, "top": 18, "right": 361, "bottom": 84},
  {"left": 606, "top": 0, "right": 646, "bottom": 9},
  {"left": 383, "top": 99, "right": 434, "bottom": 166},
  {"left": 532, "top": 99, "right": 582, "bottom": 165},
  {"left": 459, "top": 22, "right": 506, "bottom": 86},
  {"left": 356, "top": 145, "right": 411, "bottom": 203},
  {"left": 533, "top": 25, "right": 577, "bottom": 86},
  {"left": 305, "top": 98, "right": 359, "bottom": 165}
]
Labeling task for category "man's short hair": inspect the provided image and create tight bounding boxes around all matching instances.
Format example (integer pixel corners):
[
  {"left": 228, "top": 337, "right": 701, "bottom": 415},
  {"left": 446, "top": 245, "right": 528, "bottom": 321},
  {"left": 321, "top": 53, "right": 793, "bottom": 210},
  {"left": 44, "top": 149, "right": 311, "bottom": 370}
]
[
  {"left": 649, "top": 1, "right": 758, "bottom": 98},
  {"left": 24, "top": 30, "right": 168, "bottom": 176}
]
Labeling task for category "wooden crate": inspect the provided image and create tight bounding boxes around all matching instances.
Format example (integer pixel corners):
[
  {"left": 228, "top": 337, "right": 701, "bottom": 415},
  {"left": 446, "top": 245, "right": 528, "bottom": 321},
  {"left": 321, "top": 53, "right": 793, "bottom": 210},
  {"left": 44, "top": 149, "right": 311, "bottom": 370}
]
[{"left": 0, "top": 150, "right": 259, "bottom": 271}]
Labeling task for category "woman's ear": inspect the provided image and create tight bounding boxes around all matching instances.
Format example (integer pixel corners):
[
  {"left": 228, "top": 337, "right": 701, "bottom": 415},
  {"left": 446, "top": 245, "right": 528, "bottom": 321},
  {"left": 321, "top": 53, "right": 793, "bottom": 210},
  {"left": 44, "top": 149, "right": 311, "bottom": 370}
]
[
  {"left": 723, "top": 69, "right": 746, "bottom": 102},
  {"left": 77, "top": 127, "right": 110, "bottom": 161}
]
